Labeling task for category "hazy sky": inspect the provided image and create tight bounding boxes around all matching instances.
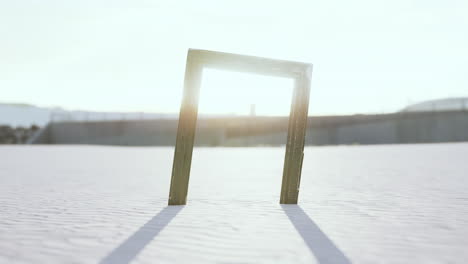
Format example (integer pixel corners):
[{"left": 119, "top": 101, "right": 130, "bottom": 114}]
[{"left": 1, "top": 0, "right": 467, "bottom": 116}]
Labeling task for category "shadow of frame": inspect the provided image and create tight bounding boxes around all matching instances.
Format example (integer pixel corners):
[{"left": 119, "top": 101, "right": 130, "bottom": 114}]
[
  {"left": 100, "top": 206, "right": 184, "bottom": 264},
  {"left": 281, "top": 205, "right": 352, "bottom": 264}
]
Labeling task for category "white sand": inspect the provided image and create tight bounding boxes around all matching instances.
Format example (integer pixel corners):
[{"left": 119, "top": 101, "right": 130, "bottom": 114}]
[{"left": 1, "top": 144, "right": 467, "bottom": 263}]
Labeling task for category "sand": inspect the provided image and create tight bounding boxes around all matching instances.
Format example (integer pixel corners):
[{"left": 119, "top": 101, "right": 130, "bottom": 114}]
[{"left": 1, "top": 143, "right": 467, "bottom": 263}]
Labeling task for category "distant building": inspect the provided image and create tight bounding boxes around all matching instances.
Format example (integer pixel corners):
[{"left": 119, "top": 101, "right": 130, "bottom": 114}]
[{"left": 30, "top": 97, "right": 468, "bottom": 146}]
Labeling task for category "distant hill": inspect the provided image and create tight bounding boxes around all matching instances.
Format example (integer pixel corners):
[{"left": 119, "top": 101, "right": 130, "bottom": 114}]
[
  {"left": 401, "top": 97, "right": 468, "bottom": 112},
  {"left": 0, "top": 103, "right": 178, "bottom": 127},
  {"left": 0, "top": 103, "right": 54, "bottom": 127}
]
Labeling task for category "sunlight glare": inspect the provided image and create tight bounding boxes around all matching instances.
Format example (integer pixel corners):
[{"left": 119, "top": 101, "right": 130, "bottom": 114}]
[{"left": 199, "top": 69, "right": 294, "bottom": 116}]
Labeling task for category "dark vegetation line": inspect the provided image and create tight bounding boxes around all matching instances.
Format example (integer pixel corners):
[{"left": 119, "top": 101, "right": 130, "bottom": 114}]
[{"left": 0, "top": 125, "right": 39, "bottom": 144}]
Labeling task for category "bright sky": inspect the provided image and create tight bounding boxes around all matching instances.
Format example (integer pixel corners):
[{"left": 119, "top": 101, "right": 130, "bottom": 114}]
[{"left": 1, "top": 0, "right": 467, "bottom": 116}]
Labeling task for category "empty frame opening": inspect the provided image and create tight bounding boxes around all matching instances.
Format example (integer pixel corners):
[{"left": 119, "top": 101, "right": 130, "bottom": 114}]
[{"left": 190, "top": 69, "right": 294, "bottom": 200}]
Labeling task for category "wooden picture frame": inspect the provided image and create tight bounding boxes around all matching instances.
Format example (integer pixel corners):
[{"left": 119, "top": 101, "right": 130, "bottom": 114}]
[{"left": 168, "top": 49, "right": 313, "bottom": 205}]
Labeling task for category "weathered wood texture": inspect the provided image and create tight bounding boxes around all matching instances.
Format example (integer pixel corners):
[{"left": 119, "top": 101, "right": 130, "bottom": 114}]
[
  {"left": 168, "top": 54, "right": 202, "bottom": 205},
  {"left": 169, "top": 49, "right": 312, "bottom": 205},
  {"left": 280, "top": 72, "right": 312, "bottom": 204}
]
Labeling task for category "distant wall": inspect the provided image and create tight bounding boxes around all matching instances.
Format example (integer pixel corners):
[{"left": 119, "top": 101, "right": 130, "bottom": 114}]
[
  {"left": 305, "top": 111, "right": 468, "bottom": 145},
  {"left": 396, "top": 111, "right": 468, "bottom": 143},
  {"left": 30, "top": 111, "right": 468, "bottom": 146},
  {"left": 33, "top": 119, "right": 226, "bottom": 146},
  {"left": 48, "top": 120, "right": 178, "bottom": 146}
]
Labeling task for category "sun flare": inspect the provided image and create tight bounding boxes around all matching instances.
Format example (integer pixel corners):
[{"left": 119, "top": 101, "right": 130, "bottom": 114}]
[{"left": 199, "top": 69, "right": 294, "bottom": 116}]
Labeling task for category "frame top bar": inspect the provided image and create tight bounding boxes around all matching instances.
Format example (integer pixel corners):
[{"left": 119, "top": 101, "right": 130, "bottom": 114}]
[{"left": 188, "top": 49, "right": 313, "bottom": 79}]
